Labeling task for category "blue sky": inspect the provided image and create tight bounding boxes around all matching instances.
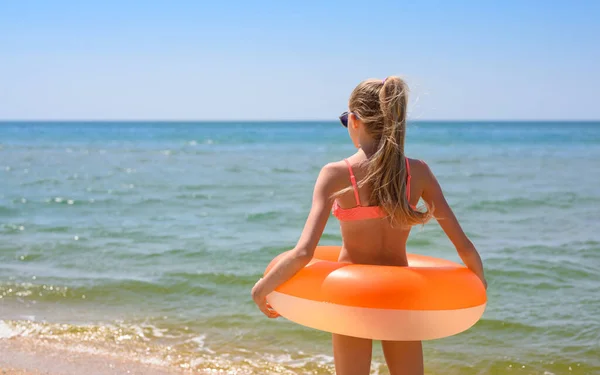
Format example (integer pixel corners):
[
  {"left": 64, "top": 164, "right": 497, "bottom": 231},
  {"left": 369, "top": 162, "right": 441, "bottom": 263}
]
[{"left": 1, "top": 0, "right": 599, "bottom": 120}]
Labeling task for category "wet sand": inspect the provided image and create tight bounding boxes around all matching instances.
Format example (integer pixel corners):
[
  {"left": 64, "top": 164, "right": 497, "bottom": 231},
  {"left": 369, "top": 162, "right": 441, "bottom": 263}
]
[{"left": 0, "top": 338, "right": 183, "bottom": 375}]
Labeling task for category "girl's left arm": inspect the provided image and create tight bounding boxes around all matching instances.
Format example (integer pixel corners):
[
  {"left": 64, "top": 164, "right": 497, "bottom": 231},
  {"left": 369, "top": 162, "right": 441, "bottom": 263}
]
[{"left": 251, "top": 164, "right": 337, "bottom": 317}]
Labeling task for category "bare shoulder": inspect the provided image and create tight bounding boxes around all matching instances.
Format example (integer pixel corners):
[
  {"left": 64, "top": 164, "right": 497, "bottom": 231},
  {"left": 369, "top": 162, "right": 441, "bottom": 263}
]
[
  {"left": 407, "top": 157, "right": 434, "bottom": 180},
  {"left": 319, "top": 160, "right": 350, "bottom": 182},
  {"left": 309, "top": 161, "right": 350, "bottom": 202}
]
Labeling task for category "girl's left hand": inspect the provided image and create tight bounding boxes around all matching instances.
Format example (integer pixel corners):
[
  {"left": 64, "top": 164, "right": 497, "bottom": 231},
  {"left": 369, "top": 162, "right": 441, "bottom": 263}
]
[{"left": 251, "top": 278, "right": 280, "bottom": 319}]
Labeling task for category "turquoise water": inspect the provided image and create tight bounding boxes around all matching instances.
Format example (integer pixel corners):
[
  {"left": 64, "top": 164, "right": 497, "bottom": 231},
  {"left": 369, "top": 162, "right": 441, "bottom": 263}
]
[{"left": 1, "top": 121, "right": 599, "bottom": 374}]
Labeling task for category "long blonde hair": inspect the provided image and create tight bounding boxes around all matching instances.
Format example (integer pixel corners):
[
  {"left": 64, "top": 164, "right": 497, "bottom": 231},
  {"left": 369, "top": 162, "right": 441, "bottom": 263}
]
[{"left": 340, "top": 76, "right": 432, "bottom": 225}]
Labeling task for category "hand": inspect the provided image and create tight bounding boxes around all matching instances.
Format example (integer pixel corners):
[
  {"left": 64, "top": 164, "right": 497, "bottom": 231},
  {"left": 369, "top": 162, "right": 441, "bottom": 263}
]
[{"left": 251, "top": 278, "right": 280, "bottom": 319}]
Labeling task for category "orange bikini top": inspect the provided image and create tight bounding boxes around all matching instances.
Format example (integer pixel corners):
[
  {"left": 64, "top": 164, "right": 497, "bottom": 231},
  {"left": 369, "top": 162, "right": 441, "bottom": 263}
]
[{"left": 332, "top": 158, "right": 413, "bottom": 221}]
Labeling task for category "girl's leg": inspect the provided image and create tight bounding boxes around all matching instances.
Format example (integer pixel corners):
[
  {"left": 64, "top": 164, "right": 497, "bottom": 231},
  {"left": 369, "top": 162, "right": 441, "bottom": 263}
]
[
  {"left": 332, "top": 333, "right": 373, "bottom": 375},
  {"left": 381, "top": 340, "right": 424, "bottom": 375}
]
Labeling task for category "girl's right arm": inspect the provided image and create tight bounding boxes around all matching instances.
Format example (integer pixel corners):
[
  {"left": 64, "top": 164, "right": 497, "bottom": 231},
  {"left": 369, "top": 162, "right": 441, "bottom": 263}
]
[{"left": 420, "top": 161, "right": 487, "bottom": 289}]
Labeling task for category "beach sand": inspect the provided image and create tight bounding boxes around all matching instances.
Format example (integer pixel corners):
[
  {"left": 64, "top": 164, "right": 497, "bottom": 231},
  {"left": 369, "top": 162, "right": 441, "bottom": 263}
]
[{"left": 0, "top": 338, "right": 183, "bottom": 375}]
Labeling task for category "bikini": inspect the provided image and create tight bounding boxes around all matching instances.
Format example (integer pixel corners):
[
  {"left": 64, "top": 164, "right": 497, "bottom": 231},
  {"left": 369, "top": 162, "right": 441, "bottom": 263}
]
[{"left": 332, "top": 158, "right": 413, "bottom": 221}]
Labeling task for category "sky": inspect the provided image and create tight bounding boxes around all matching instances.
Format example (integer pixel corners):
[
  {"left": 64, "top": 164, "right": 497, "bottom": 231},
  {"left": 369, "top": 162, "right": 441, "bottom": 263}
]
[{"left": 1, "top": 0, "right": 599, "bottom": 121}]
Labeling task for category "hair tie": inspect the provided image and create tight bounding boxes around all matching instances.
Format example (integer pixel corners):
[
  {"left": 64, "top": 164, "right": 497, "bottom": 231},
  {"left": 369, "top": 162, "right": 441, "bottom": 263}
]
[{"left": 382, "top": 77, "right": 387, "bottom": 84}]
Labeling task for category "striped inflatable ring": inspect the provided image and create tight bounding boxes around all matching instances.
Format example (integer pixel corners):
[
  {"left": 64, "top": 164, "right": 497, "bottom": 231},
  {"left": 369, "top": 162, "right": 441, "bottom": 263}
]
[{"left": 264, "top": 246, "right": 487, "bottom": 341}]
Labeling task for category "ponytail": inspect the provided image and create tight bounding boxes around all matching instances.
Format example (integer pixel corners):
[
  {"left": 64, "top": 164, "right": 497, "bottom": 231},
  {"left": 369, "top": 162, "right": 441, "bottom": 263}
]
[{"left": 341, "top": 76, "right": 432, "bottom": 225}]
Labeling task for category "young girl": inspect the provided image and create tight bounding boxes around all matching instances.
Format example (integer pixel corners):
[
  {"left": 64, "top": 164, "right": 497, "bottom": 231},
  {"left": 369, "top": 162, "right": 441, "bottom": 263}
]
[{"left": 251, "top": 76, "right": 487, "bottom": 375}]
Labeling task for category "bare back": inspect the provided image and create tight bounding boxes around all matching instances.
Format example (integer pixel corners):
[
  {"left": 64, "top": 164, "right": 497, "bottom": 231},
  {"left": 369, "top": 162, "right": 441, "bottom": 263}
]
[{"left": 333, "top": 157, "right": 426, "bottom": 266}]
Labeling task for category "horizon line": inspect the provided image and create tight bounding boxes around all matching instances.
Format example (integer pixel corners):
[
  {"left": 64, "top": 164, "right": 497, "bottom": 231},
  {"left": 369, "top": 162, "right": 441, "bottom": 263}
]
[{"left": 1, "top": 119, "right": 599, "bottom": 123}]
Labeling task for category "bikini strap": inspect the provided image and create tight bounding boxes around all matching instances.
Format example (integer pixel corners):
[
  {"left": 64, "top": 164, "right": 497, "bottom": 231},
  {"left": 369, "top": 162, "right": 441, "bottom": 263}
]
[
  {"left": 344, "top": 159, "right": 361, "bottom": 206},
  {"left": 405, "top": 156, "right": 411, "bottom": 203}
]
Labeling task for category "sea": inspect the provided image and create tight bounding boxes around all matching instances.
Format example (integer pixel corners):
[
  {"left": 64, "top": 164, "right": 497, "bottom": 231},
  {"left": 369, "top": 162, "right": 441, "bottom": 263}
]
[{"left": 1, "top": 121, "right": 599, "bottom": 374}]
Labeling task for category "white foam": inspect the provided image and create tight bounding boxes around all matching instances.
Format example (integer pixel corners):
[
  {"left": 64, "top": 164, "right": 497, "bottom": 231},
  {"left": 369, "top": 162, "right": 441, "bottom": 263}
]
[
  {"left": 188, "top": 334, "right": 216, "bottom": 354},
  {"left": 190, "top": 334, "right": 205, "bottom": 347},
  {"left": 0, "top": 320, "right": 21, "bottom": 339},
  {"left": 311, "top": 354, "right": 335, "bottom": 365},
  {"left": 263, "top": 353, "right": 293, "bottom": 364},
  {"left": 149, "top": 325, "right": 168, "bottom": 338}
]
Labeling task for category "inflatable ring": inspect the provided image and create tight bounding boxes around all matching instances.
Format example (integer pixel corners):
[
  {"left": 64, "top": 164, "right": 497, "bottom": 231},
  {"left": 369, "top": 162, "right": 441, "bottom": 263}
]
[{"left": 264, "top": 246, "right": 487, "bottom": 341}]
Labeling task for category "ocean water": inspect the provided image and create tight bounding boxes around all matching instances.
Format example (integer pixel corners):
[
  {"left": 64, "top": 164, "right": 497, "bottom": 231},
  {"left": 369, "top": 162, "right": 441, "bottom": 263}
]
[{"left": 0, "top": 121, "right": 599, "bottom": 374}]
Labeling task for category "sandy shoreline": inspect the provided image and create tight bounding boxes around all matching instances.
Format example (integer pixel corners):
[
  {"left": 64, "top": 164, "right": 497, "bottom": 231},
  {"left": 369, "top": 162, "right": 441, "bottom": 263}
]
[{"left": 0, "top": 338, "right": 184, "bottom": 375}]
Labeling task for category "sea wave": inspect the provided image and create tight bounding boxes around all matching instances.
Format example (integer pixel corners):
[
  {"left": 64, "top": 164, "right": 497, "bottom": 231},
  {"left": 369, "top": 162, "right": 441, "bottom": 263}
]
[{"left": 0, "top": 279, "right": 214, "bottom": 303}]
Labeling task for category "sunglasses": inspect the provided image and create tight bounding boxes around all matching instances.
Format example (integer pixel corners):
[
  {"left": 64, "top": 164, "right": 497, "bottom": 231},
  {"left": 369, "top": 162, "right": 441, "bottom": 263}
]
[{"left": 338, "top": 111, "right": 358, "bottom": 128}]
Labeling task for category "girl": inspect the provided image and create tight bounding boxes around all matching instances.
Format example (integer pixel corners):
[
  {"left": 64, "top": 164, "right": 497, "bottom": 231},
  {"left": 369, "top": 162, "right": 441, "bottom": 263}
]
[{"left": 251, "top": 76, "right": 487, "bottom": 375}]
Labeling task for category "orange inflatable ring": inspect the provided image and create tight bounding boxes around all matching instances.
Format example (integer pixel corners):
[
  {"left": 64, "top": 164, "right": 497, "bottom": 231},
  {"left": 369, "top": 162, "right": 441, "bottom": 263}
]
[{"left": 264, "top": 246, "right": 487, "bottom": 341}]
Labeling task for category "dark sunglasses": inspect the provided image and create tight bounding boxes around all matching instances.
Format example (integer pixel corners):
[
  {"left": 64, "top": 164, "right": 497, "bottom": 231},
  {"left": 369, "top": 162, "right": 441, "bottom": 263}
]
[{"left": 338, "top": 111, "right": 358, "bottom": 128}]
